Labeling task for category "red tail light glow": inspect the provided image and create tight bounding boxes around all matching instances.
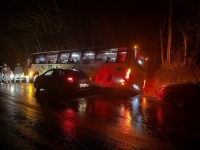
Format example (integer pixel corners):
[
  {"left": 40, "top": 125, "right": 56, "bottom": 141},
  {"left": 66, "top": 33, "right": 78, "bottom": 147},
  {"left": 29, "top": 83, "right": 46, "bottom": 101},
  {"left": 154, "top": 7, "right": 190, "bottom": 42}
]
[
  {"left": 125, "top": 68, "right": 131, "bottom": 81},
  {"left": 67, "top": 77, "right": 74, "bottom": 83}
]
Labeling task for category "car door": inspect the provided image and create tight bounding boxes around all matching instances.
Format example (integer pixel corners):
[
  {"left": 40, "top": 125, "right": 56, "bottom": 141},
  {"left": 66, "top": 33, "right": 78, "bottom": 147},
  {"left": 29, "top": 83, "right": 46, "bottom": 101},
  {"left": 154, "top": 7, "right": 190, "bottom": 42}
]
[
  {"left": 50, "top": 69, "right": 63, "bottom": 90},
  {"left": 39, "top": 70, "right": 54, "bottom": 90}
]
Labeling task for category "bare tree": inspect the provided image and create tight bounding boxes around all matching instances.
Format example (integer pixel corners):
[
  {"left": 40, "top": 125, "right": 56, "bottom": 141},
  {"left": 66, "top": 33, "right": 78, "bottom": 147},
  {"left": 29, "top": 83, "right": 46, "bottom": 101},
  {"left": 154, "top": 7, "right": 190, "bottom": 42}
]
[
  {"left": 176, "top": 2, "right": 200, "bottom": 65},
  {"left": 11, "top": 0, "right": 63, "bottom": 51},
  {"left": 160, "top": 13, "right": 166, "bottom": 65},
  {"left": 166, "top": 0, "right": 172, "bottom": 63}
]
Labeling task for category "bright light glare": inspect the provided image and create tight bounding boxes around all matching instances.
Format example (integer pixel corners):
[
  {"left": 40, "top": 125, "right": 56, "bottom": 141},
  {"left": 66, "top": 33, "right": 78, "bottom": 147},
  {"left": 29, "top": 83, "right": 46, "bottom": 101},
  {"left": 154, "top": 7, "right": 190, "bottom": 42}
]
[
  {"left": 67, "top": 77, "right": 73, "bottom": 83},
  {"left": 143, "top": 79, "right": 146, "bottom": 89},
  {"left": 10, "top": 73, "right": 14, "bottom": 79},
  {"left": 119, "top": 79, "right": 125, "bottom": 83},
  {"left": 29, "top": 71, "right": 33, "bottom": 78},
  {"left": 133, "top": 84, "right": 140, "bottom": 90},
  {"left": 125, "top": 69, "right": 131, "bottom": 80},
  {"left": 85, "top": 53, "right": 94, "bottom": 56},
  {"left": 138, "top": 60, "right": 142, "bottom": 65},
  {"left": 72, "top": 54, "right": 79, "bottom": 57}
]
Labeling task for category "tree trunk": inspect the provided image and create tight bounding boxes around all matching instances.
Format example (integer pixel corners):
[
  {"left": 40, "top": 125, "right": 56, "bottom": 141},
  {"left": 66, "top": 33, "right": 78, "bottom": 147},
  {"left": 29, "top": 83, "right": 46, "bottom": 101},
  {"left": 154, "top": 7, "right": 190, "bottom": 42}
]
[{"left": 167, "top": 0, "right": 172, "bottom": 63}]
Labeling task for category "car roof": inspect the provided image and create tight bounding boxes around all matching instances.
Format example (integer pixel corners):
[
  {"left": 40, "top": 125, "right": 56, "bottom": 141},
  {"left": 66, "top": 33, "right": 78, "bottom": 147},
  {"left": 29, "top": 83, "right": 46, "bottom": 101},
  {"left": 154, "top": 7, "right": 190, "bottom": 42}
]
[
  {"left": 51, "top": 68, "right": 81, "bottom": 71},
  {"left": 48, "top": 68, "right": 86, "bottom": 74}
]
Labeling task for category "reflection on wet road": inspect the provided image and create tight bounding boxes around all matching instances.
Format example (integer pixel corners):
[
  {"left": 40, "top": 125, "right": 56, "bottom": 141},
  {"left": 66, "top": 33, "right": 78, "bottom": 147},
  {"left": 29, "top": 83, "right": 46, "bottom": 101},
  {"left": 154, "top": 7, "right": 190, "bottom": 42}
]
[{"left": 0, "top": 83, "right": 200, "bottom": 149}]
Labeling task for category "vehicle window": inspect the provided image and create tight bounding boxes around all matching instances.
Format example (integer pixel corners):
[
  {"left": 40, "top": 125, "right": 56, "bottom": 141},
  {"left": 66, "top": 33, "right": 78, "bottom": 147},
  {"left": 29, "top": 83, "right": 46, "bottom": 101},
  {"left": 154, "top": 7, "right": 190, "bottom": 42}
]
[
  {"left": 58, "top": 52, "right": 70, "bottom": 63},
  {"left": 82, "top": 51, "right": 95, "bottom": 63},
  {"left": 52, "top": 70, "right": 62, "bottom": 77},
  {"left": 71, "top": 52, "right": 82, "bottom": 63},
  {"left": 134, "top": 49, "right": 147, "bottom": 69},
  {"left": 46, "top": 53, "right": 59, "bottom": 64},
  {"left": 44, "top": 70, "right": 54, "bottom": 77},
  {"left": 97, "top": 50, "right": 116, "bottom": 62},
  {"left": 72, "top": 71, "right": 89, "bottom": 78},
  {"left": 116, "top": 51, "right": 127, "bottom": 63},
  {"left": 96, "top": 47, "right": 126, "bottom": 63},
  {"left": 35, "top": 54, "right": 47, "bottom": 63}
]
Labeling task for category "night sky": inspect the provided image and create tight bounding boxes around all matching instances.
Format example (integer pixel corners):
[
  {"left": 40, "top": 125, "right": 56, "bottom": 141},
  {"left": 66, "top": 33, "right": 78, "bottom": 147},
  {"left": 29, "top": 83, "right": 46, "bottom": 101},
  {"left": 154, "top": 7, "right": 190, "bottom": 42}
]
[{"left": 0, "top": 0, "right": 198, "bottom": 68}]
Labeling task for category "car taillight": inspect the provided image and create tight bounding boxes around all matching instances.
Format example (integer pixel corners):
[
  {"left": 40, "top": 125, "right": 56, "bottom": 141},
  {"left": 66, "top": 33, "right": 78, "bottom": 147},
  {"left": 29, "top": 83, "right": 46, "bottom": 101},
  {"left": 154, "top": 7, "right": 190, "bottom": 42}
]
[
  {"left": 124, "top": 68, "right": 131, "bottom": 81},
  {"left": 66, "top": 77, "right": 74, "bottom": 83}
]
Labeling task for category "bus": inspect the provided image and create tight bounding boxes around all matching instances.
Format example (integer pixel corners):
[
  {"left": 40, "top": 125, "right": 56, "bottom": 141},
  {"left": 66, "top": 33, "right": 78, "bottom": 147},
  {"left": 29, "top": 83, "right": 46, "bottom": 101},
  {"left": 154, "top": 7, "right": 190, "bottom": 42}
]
[{"left": 28, "top": 44, "right": 148, "bottom": 94}]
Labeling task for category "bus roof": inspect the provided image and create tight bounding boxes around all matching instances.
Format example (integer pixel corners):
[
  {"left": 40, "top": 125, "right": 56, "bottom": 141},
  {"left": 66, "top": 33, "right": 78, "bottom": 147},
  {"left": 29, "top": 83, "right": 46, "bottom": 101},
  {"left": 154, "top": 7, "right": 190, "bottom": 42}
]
[{"left": 29, "top": 44, "right": 132, "bottom": 55}]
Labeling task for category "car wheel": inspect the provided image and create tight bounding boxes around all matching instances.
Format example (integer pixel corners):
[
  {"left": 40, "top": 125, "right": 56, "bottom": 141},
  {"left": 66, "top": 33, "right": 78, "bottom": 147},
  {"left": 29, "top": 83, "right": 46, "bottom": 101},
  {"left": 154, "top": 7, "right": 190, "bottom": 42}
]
[{"left": 173, "top": 94, "right": 184, "bottom": 108}]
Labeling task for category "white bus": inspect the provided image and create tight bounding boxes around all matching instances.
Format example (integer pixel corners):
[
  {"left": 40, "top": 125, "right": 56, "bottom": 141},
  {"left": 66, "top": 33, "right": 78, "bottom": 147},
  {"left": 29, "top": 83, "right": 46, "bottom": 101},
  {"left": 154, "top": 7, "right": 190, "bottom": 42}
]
[{"left": 28, "top": 44, "right": 148, "bottom": 94}]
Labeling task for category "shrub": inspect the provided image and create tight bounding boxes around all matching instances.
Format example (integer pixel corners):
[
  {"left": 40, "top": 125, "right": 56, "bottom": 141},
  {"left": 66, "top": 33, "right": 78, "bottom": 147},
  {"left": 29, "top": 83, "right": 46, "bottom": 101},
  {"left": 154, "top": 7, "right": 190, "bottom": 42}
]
[{"left": 144, "top": 56, "right": 200, "bottom": 97}]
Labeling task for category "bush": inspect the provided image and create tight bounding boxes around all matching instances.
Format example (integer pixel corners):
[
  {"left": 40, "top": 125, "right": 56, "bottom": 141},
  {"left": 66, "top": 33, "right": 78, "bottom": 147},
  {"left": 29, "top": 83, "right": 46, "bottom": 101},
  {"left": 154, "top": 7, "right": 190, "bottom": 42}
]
[{"left": 144, "top": 58, "right": 200, "bottom": 98}]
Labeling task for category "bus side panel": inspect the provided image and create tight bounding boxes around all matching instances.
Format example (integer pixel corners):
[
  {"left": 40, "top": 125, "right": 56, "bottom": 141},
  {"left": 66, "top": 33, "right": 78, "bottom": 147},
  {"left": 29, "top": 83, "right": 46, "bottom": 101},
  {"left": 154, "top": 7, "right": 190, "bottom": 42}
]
[
  {"left": 128, "top": 65, "right": 146, "bottom": 94},
  {"left": 94, "top": 63, "right": 127, "bottom": 91},
  {"left": 29, "top": 63, "right": 76, "bottom": 80},
  {"left": 73, "top": 63, "right": 101, "bottom": 78},
  {"left": 94, "top": 63, "right": 145, "bottom": 94}
]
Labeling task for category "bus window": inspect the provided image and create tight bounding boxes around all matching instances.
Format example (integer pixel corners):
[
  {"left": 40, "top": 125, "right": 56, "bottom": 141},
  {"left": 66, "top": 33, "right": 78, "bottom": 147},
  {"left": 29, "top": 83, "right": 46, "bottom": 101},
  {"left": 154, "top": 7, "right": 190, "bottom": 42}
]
[
  {"left": 67, "top": 56, "right": 75, "bottom": 63},
  {"left": 34, "top": 54, "right": 46, "bottom": 63},
  {"left": 97, "top": 48, "right": 118, "bottom": 63},
  {"left": 134, "top": 49, "right": 147, "bottom": 69},
  {"left": 83, "top": 51, "right": 95, "bottom": 63},
  {"left": 46, "top": 53, "right": 58, "bottom": 64},
  {"left": 116, "top": 51, "right": 127, "bottom": 63},
  {"left": 58, "top": 52, "right": 70, "bottom": 63},
  {"left": 71, "top": 52, "right": 82, "bottom": 63}
]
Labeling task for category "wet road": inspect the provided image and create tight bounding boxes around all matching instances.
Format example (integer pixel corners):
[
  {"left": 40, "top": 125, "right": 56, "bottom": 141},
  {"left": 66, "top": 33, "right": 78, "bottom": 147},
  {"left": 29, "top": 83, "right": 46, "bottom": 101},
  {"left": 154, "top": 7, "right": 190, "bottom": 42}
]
[{"left": 0, "top": 83, "right": 200, "bottom": 150}]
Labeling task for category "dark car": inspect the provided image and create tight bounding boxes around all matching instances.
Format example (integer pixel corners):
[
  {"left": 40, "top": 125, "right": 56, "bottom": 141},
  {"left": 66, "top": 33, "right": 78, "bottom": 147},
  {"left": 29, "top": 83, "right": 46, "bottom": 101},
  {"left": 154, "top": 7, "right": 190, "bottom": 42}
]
[
  {"left": 158, "top": 81, "right": 200, "bottom": 108},
  {"left": 34, "top": 68, "right": 91, "bottom": 95}
]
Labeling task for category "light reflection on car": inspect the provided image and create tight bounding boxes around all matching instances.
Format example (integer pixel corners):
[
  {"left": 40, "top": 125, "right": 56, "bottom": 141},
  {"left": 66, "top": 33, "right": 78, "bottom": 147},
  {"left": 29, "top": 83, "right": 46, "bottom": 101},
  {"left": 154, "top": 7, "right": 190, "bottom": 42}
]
[
  {"left": 158, "top": 81, "right": 200, "bottom": 108},
  {"left": 34, "top": 68, "right": 91, "bottom": 95}
]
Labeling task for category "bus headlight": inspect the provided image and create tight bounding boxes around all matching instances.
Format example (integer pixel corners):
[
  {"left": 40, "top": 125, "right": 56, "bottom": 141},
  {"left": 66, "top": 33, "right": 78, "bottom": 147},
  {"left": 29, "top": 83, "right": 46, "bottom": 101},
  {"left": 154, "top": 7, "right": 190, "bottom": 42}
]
[{"left": 133, "top": 84, "right": 140, "bottom": 91}]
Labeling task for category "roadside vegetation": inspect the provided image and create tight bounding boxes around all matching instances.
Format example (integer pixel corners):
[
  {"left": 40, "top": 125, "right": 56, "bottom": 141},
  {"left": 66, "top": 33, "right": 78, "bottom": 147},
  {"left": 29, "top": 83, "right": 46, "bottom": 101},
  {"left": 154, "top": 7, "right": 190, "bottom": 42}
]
[
  {"left": 143, "top": 1, "right": 200, "bottom": 98},
  {"left": 144, "top": 50, "right": 200, "bottom": 98}
]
